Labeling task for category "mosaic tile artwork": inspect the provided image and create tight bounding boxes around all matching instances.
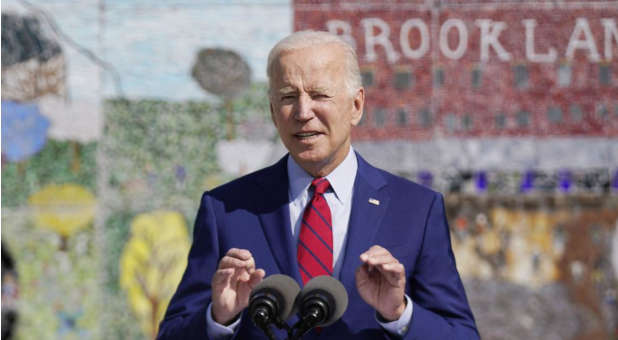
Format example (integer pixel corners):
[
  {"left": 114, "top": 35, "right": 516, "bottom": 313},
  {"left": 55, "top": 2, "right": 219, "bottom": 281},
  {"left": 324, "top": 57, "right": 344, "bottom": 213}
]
[{"left": 2, "top": 1, "right": 617, "bottom": 339}]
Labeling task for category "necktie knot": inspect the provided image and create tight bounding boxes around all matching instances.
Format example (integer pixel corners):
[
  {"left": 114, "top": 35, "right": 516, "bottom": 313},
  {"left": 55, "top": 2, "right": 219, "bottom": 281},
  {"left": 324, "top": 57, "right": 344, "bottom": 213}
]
[{"left": 311, "top": 178, "right": 330, "bottom": 196}]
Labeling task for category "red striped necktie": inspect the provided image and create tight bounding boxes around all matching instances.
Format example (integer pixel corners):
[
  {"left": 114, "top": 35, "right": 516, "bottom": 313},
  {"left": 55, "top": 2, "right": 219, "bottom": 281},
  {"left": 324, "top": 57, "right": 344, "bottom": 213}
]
[{"left": 297, "top": 177, "right": 333, "bottom": 285}]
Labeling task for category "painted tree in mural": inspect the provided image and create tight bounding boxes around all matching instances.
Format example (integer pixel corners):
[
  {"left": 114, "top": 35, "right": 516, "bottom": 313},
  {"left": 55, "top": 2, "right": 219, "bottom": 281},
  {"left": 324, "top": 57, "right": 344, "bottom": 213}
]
[
  {"left": 1, "top": 13, "right": 66, "bottom": 101},
  {"left": 191, "top": 48, "right": 251, "bottom": 139},
  {"left": 28, "top": 183, "right": 96, "bottom": 250},
  {"left": 1, "top": 13, "right": 61, "bottom": 169},
  {"left": 1, "top": 12, "right": 91, "bottom": 175},
  {"left": 119, "top": 211, "right": 190, "bottom": 339}
]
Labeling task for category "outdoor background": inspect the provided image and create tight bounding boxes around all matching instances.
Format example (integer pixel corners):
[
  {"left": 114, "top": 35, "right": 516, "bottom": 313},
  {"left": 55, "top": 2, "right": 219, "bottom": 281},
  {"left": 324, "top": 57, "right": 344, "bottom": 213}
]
[{"left": 2, "top": 0, "right": 617, "bottom": 339}]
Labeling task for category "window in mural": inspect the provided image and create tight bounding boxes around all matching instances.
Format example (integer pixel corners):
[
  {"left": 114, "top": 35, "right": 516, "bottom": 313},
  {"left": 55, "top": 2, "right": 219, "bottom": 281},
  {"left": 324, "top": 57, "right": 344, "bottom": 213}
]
[
  {"left": 433, "top": 67, "right": 444, "bottom": 88},
  {"left": 597, "top": 103, "right": 609, "bottom": 121},
  {"left": 462, "top": 114, "right": 474, "bottom": 131},
  {"left": 570, "top": 104, "right": 584, "bottom": 123},
  {"left": 418, "top": 108, "right": 432, "bottom": 128},
  {"left": 361, "top": 68, "right": 375, "bottom": 87},
  {"left": 471, "top": 66, "right": 483, "bottom": 88},
  {"left": 516, "top": 110, "right": 530, "bottom": 128},
  {"left": 599, "top": 64, "right": 611, "bottom": 86},
  {"left": 445, "top": 113, "right": 457, "bottom": 132},
  {"left": 495, "top": 112, "right": 507, "bottom": 130},
  {"left": 513, "top": 64, "right": 529, "bottom": 89},
  {"left": 393, "top": 69, "right": 413, "bottom": 90},
  {"left": 547, "top": 106, "right": 563, "bottom": 124},
  {"left": 374, "top": 107, "right": 387, "bottom": 127},
  {"left": 558, "top": 64, "right": 572, "bottom": 87},
  {"left": 396, "top": 108, "right": 408, "bottom": 126}
]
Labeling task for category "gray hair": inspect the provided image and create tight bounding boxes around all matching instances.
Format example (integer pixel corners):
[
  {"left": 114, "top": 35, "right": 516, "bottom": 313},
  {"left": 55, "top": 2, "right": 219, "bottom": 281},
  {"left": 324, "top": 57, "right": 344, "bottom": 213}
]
[{"left": 267, "top": 30, "right": 362, "bottom": 96}]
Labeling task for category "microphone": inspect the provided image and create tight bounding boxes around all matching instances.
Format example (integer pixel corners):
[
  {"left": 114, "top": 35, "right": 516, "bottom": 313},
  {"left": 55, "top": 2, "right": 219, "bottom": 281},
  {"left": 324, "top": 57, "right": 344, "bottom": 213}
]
[
  {"left": 248, "top": 274, "right": 300, "bottom": 339},
  {"left": 291, "top": 276, "right": 348, "bottom": 339}
]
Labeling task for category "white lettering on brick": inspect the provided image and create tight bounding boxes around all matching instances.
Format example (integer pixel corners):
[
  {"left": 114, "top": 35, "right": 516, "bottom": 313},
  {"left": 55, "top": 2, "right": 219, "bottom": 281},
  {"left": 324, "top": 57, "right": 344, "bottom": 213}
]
[
  {"left": 475, "top": 19, "right": 512, "bottom": 62},
  {"left": 522, "top": 19, "right": 557, "bottom": 63},
  {"left": 566, "top": 18, "right": 600, "bottom": 62},
  {"left": 440, "top": 18, "right": 468, "bottom": 60},
  {"left": 400, "top": 18, "right": 430, "bottom": 59},
  {"left": 361, "top": 17, "right": 400, "bottom": 63}
]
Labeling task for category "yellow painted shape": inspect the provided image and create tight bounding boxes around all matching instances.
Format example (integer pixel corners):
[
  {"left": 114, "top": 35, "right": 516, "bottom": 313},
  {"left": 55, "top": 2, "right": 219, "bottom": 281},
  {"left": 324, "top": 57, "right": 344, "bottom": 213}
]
[{"left": 28, "top": 183, "right": 96, "bottom": 237}]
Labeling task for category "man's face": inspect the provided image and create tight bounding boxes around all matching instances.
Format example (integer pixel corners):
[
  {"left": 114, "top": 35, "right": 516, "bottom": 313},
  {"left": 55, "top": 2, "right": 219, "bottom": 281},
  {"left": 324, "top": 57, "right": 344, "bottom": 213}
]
[{"left": 269, "top": 44, "right": 364, "bottom": 177}]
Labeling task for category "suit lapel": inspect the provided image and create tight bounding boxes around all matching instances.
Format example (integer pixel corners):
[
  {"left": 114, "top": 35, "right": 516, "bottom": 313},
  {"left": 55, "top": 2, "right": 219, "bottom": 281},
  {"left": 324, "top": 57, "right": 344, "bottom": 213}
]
[
  {"left": 255, "top": 155, "right": 302, "bottom": 283},
  {"left": 339, "top": 153, "right": 390, "bottom": 289}
]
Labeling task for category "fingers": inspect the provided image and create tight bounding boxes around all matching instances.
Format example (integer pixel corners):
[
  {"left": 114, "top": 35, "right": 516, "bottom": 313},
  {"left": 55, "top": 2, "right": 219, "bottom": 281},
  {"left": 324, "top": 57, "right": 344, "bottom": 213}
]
[
  {"left": 359, "top": 245, "right": 405, "bottom": 287},
  {"left": 212, "top": 267, "right": 235, "bottom": 294},
  {"left": 235, "top": 269, "right": 266, "bottom": 308},
  {"left": 248, "top": 269, "right": 265, "bottom": 288},
  {"left": 218, "top": 248, "right": 255, "bottom": 280},
  {"left": 359, "top": 245, "right": 392, "bottom": 266},
  {"left": 359, "top": 245, "right": 390, "bottom": 262},
  {"left": 219, "top": 248, "right": 256, "bottom": 271},
  {"left": 213, "top": 249, "right": 263, "bottom": 289}
]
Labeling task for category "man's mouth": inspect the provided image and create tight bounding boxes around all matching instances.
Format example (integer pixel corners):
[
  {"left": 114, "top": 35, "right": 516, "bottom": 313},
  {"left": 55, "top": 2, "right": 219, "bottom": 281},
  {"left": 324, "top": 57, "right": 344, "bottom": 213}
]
[{"left": 295, "top": 132, "right": 321, "bottom": 139}]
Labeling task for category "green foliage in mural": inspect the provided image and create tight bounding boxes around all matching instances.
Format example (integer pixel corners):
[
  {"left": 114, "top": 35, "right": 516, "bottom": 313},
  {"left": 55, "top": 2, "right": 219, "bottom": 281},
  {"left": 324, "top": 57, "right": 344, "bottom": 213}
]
[
  {"left": 2, "top": 208, "right": 100, "bottom": 340},
  {"left": 1, "top": 140, "right": 97, "bottom": 208},
  {"left": 101, "top": 82, "right": 271, "bottom": 220},
  {"left": 103, "top": 99, "right": 221, "bottom": 216},
  {"left": 0, "top": 81, "right": 273, "bottom": 340},
  {"left": 1, "top": 139, "right": 100, "bottom": 339},
  {"left": 99, "top": 84, "right": 272, "bottom": 339}
]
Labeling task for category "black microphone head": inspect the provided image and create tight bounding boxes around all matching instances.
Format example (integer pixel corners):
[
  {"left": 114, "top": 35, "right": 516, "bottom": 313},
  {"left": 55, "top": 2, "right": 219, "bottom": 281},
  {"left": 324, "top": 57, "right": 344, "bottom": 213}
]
[
  {"left": 297, "top": 275, "right": 348, "bottom": 327},
  {"left": 250, "top": 274, "right": 300, "bottom": 322}
]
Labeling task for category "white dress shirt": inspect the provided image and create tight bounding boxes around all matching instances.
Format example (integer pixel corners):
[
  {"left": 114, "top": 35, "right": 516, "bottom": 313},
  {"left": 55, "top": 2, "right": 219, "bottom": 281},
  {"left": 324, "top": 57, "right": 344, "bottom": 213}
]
[
  {"left": 206, "top": 147, "right": 412, "bottom": 338},
  {"left": 286, "top": 145, "right": 357, "bottom": 278}
]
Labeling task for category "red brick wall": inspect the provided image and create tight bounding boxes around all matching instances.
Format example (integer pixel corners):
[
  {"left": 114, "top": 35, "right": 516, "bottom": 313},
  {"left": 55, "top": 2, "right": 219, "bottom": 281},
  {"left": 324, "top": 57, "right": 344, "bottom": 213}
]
[{"left": 294, "top": 0, "right": 618, "bottom": 140}]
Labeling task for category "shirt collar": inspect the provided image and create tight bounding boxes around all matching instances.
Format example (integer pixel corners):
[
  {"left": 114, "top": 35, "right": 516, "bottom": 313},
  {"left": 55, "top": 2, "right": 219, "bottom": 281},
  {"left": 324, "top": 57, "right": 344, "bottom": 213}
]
[{"left": 287, "top": 147, "right": 358, "bottom": 205}]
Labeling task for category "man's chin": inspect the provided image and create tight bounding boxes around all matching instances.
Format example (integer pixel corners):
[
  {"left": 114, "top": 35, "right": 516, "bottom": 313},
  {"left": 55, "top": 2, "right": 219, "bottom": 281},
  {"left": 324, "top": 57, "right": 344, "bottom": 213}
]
[
  {"left": 290, "top": 151, "right": 329, "bottom": 171},
  {"left": 293, "top": 152, "right": 327, "bottom": 166}
]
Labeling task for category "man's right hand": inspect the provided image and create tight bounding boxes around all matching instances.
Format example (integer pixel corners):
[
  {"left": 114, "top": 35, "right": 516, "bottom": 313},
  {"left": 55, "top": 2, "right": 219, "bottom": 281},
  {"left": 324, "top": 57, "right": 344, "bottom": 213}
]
[{"left": 211, "top": 248, "right": 265, "bottom": 325}]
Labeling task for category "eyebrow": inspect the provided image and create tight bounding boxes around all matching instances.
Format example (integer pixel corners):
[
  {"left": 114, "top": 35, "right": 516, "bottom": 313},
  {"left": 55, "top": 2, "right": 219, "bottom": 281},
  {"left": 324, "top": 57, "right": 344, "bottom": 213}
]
[
  {"left": 308, "top": 86, "right": 331, "bottom": 94},
  {"left": 277, "top": 86, "right": 297, "bottom": 94}
]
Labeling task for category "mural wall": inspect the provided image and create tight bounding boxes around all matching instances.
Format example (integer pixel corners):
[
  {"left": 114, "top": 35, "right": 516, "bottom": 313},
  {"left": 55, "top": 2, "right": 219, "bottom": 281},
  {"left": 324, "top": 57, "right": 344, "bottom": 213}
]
[{"left": 1, "top": 0, "right": 617, "bottom": 339}]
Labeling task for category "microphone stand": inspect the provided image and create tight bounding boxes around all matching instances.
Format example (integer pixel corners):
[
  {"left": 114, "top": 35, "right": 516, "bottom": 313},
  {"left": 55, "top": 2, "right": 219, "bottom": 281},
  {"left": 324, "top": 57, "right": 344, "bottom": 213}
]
[
  {"left": 255, "top": 302, "right": 327, "bottom": 340},
  {"left": 257, "top": 316, "right": 296, "bottom": 340},
  {"left": 288, "top": 300, "right": 328, "bottom": 340},
  {"left": 275, "top": 318, "right": 294, "bottom": 340},
  {"left": 252, "top": 306, "right": 277, "bottom": 340}
]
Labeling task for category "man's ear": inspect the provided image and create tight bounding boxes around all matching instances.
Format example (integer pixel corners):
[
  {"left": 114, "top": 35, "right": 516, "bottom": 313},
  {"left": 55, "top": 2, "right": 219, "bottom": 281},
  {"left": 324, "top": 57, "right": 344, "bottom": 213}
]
[
  {"left": 351, "top": 87, "right": 365, "bottom": 126},
  {"left": 270, "top": 102, "right": 278, "bottom": 127}
]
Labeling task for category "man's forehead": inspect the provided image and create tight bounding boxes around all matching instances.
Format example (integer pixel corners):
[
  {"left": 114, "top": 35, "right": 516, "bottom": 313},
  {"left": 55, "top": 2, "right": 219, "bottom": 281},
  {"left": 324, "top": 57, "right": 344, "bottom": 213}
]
[
  {"left": 269, "top": 44, "right": 346, "bottom": 93},
  {"left": 278, "top": 44, "right": 343, "bottom": 69}
]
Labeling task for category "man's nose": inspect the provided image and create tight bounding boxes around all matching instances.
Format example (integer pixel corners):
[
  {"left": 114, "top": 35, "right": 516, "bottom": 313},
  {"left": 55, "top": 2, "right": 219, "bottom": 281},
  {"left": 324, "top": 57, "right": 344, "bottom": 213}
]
[{"left": 294, "top": 94, "right": 315, "bottom": 121}]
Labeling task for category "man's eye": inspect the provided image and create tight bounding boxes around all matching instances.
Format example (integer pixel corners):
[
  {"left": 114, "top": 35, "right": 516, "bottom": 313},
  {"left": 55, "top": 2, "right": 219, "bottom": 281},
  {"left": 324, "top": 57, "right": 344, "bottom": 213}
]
[
  {"left": 312, "top": 94, "right": 329, "bottom": 99},
  {"left": 281, "top": 95, "right": 295, "bottom": 100}
]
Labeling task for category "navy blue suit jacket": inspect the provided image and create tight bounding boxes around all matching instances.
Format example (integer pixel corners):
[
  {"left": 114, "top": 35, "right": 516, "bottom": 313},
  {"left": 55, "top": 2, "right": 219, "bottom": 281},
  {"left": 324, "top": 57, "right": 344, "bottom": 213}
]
[{"left": 157, "top": 153, "right": 479, "bottom": 339}]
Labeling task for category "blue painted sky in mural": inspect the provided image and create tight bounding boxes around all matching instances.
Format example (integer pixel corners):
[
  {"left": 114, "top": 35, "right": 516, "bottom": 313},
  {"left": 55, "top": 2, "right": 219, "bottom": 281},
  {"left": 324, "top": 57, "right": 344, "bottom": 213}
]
[{"left": 2, "top": 0, "right": 291, "bottom": 101}]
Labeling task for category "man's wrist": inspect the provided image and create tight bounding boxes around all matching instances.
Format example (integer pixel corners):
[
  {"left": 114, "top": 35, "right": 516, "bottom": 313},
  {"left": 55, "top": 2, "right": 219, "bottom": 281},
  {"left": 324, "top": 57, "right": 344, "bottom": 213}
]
[
  {"left": 378, "top": 297, "right": 407, "bottom": 322},
  {"left": 212, "top": 307, "right": 240, "bottom": 326},
  {"left": 206, "top": 303, "right": 241, "bottom": 338}
]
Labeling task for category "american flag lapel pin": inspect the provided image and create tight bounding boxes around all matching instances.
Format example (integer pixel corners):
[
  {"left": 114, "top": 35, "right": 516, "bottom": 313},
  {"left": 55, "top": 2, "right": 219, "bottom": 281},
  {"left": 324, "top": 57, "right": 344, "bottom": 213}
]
[{"left": 368, "top": 198, "right": 380, "bottom": 206}]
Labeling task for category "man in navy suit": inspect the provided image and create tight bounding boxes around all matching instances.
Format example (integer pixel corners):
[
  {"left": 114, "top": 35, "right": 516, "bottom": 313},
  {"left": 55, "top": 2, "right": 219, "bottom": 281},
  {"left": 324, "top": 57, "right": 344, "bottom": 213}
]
[{"left": 157, "top": 31, "right": 479, "bottom": 339}]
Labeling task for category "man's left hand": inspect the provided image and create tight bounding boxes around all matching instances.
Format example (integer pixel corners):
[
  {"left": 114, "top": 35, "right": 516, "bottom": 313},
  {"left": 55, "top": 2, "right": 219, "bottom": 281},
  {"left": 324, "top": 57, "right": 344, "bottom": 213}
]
[{"left": 355, "top": 245, "right": 407, "bottom": 321}]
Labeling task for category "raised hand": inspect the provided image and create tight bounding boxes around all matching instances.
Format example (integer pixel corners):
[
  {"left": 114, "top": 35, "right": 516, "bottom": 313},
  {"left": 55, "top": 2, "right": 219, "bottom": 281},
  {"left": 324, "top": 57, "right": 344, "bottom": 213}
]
[
  {"left": 355, "top": 245, "right": 407, "bottom": 321},
  {"left": 211, "top": 248, "right": 265, "bottom": 325}
]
